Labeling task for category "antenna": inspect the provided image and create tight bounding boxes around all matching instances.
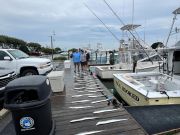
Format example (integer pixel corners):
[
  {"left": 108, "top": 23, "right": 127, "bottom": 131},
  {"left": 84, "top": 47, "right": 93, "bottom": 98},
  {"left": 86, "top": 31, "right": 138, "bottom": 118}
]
[
  {"left": 103, "top": 0, "right": 153, "bottom": 64},
  {"left": 132, "top": 0, "right": 135, "bottom": 25},
  {"left": 84, "top": 3, "right": 120, "bottom": 42}
]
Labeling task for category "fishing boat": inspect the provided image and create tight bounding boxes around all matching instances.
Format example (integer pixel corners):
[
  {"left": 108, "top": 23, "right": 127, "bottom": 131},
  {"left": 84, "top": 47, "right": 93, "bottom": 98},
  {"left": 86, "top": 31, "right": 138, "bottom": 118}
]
[
  {"left": 95, "top": 24, "right": 163, "bottom": 79},
  {"left": 89, "top": 44, "right": 111, "bottom": 64},
  {"left": 114, "top": 72, "right": 180, "bottom": 106},
  {"left": 113, "top": 7, "right": 180, "bottom": 106},
  {"left": 95, "top": 53, "right": 162, "bottom": 79}
]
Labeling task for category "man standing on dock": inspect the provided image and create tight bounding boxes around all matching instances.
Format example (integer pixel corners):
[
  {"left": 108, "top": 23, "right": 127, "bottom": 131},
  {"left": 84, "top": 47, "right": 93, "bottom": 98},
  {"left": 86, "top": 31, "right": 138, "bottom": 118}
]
[
  {"left": 109, "top": 51, "right": 115, "bottom": 65},
  {"left": 85, "top": 50, "right": 90, "bottom": 70},
  {"left": 132, "top": 53, "right": 138, "bottom": 73},
  {"left": 72, "top": 49, "right": 81, "bottom": 73},
  {"left": 80, "top": 50, "right": 87, "bottom": 72}
]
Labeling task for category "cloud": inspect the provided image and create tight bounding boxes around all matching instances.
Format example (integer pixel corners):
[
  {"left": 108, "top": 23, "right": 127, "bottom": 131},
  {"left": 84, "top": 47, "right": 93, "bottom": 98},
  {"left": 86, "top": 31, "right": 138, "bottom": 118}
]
[{"left": 0, "top": 0, "right": 179, "bottom": 49}]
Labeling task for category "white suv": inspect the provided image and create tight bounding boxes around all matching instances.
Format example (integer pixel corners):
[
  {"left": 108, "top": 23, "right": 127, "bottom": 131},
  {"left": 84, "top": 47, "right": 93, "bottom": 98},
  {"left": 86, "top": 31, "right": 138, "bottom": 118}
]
[{"left": 0, "top": 49, "right": 53, "bottom": 76}]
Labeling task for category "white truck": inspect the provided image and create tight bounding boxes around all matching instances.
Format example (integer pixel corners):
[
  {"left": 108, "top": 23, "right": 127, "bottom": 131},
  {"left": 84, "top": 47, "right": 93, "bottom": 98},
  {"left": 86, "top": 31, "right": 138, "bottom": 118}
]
[
  {"left": 0, "top": 69, "right": 17, "bottom": 109},
  {"left": 0, "top": 49, "right": 53, "bottom": 76}
]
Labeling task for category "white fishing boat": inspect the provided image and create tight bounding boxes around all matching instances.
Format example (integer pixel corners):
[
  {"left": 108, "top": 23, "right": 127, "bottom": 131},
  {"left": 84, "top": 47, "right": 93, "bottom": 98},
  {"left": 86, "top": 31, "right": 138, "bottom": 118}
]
[
  {"left": 95, "top": 53, "right": 162, "bottom": 79},
  {"left": 95, "top": 24, "right": 163, "bottom": 79},
  {"left": 113, "top": 43, "right": 180, "bottom": 106},
  {"left": 114, "top": 72, "right": 180, "bottom": 106},
  {"left": 113, "top": 7, "right": 180, "bottom": 106}
]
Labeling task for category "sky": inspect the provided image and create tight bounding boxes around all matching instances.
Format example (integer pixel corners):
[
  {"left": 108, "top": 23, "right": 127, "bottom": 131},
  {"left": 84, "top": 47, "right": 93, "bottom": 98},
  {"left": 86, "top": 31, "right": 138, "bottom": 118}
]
[{"left": 0, "top": 0, "right": 180, "bottom": 50}]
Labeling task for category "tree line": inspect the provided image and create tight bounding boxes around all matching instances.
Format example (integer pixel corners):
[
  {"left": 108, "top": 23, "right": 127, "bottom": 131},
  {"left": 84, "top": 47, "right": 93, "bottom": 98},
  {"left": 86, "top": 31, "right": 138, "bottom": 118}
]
[{"left": 0, "top": 35, "right": 61, "bottom": 55}]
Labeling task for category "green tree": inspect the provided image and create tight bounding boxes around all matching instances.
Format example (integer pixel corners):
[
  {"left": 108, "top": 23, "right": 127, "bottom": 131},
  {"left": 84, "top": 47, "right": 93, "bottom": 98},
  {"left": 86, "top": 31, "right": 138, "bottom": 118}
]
[
  {"left": 41, "top": 47, "right": 53, "bottom": 54},
  {"left": 27, "top": 42, "right": 41, "bottom": 52},
  {"left": 68, "top": 48, "right": 77, "bottom": 53},
  {"left": 0, "top": 35, "right": 26, "bottom": 49},
  {"left": 19, "top": 45, "right": 30, "bottom": 54},
  {"left": 54, "top": 47, "right": 61, "bottom": 53}
]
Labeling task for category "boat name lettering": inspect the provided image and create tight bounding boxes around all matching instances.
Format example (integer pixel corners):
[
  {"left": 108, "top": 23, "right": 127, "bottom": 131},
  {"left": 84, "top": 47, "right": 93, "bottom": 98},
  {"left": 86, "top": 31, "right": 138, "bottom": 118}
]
[{"left": 116, "top": 81, "right": 139, "bottom": 101}]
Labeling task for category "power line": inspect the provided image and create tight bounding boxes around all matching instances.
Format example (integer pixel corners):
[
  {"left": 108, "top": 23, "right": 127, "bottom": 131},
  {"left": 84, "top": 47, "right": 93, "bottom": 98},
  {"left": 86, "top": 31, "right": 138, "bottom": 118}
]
[
  {"left": 103, "top": 0, "right": 125, "bottom": 25},
  {"left": 103, "top": 0, "right": 153, "bottom": 63},
  {"left": 84, "top": 3, "right": 120, "bottom": 42}
]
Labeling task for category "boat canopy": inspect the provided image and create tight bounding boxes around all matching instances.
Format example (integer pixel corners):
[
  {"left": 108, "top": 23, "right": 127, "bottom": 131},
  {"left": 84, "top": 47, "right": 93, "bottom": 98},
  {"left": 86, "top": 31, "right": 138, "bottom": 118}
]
[
  {"left": 173, "top": 7, "right": 180, "bottom": 14},
  {"left": 120, "top": 24, "right": 141, "bottom": 31}
]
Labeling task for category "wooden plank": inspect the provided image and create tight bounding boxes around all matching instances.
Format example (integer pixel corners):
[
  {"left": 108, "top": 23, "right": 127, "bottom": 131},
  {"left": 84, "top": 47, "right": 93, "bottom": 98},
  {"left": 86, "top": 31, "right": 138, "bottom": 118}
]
[
  {"left": 55, "top": 120, "right": 141, "bottom": 135},
  {"left": 51, "top": 69, "right": 147, "bottom": 135},
  {"left": 54, "top": 112, "right": 130, "bottom": 126}
]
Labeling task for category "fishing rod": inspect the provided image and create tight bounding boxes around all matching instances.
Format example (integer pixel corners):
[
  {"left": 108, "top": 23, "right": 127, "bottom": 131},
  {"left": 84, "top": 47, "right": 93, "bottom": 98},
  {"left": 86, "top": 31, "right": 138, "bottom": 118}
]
[
  {"left": 84, "top": 3, "right": 120, "bottom": 42},
  {"left": 103, "top": 0, "right": 153, "bottom": 64}
]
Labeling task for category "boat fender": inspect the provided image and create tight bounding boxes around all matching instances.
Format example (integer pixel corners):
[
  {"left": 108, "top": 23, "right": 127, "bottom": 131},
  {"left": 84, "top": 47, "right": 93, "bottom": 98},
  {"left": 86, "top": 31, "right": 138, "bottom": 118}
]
[
  {"left": 112, "top": 99, "right": 119, "bottom": 107},
  {"left": 107, "top": 97, "right": 121, "bottom": 108}
]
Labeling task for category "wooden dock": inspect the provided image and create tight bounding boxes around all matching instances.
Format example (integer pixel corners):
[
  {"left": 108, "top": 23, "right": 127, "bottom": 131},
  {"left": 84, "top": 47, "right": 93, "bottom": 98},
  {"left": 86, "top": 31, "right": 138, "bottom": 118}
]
[
  {"left": 51, "top": 69, "right": 147, "bottom": 135},
  {"left": 0, "top": 69, "right": 147, "bottom": 135}
]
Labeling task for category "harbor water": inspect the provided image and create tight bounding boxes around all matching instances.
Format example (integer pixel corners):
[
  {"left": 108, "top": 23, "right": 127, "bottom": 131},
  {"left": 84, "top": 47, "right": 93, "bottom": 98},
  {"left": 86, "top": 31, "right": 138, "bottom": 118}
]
[{"left": 89, "top": 66, "right": 128, "bottom": 105}]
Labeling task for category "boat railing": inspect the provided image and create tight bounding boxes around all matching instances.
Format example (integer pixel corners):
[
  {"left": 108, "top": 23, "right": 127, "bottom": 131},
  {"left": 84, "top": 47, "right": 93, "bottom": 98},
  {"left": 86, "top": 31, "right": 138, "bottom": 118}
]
[{"left": 160, "top": 73, "right": 173, "bottom": 80}]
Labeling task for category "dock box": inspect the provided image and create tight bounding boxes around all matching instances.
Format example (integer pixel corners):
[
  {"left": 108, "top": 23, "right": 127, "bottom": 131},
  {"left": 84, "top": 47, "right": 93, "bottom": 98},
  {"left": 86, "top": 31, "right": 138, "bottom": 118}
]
[
  {"left": 47, "top": 71, "right": 64, "bottom": 92},
  {"left": 64, "top": 60, "right": 71, "bottom": 69}
]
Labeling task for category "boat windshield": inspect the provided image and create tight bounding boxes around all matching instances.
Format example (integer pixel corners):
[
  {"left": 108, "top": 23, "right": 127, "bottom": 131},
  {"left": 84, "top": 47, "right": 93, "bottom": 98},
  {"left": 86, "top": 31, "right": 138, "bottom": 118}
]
[{"left": 8, "top": 50, "right": 29, "bottom": 59}]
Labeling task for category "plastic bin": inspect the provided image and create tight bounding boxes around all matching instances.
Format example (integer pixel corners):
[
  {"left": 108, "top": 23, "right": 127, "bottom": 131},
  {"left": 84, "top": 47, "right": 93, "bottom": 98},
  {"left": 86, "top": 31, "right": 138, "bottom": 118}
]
[
  {"left": 47, "top": 71, "right": 64, "bottom": 92},
  {"left": 64, "top": 60, "right": 71, "bottom": 69},
  {"left": 4, "top": 75, "right": 55, "bottom": 135}
]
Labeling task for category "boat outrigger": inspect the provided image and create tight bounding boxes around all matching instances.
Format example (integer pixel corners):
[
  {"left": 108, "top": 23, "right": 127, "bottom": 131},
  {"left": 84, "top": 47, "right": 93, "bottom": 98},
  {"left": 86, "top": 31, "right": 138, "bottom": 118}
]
[
  {"left": 113, "top": 7, "right": 180, "bottom": 106},
  {"left": 95, "top": 24, "right": 163, "bottom": 79}
]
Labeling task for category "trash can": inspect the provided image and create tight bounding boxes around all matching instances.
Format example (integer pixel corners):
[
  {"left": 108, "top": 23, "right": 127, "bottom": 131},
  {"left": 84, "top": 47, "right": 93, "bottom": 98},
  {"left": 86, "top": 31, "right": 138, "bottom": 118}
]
[
  {"left": 0, "top": 89, "right": 5, "bottom": 109},
  {"left": 4, "top": 75, "right": 55, "bottom": 135}
]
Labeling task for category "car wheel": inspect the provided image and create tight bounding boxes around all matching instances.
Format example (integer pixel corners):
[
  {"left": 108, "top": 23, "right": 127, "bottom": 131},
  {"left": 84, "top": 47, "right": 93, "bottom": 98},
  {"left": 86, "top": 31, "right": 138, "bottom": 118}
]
[{"left": 21, "top": 69, "right": 38, "bottom": 76}]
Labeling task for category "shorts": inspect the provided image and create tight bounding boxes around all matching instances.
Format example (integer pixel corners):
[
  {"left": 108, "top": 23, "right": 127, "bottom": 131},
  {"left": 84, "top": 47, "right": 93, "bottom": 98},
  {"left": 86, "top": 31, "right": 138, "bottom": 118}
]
[
  {"left": 74, "top": 62, "right": 80, "bottom": 65},
  {"left": 81, "top": 62, "right": 86, "bottom": 66}
]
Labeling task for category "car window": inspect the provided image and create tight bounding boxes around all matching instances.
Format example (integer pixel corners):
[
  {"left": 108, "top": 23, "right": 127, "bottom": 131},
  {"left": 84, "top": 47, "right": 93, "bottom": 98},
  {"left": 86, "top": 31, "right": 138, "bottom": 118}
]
[
  {"left": 7, "top": 49, "right": 29, "bottom": 59},
  {"left": 0, "top": 51, "right": 9, "bottom": 60}
]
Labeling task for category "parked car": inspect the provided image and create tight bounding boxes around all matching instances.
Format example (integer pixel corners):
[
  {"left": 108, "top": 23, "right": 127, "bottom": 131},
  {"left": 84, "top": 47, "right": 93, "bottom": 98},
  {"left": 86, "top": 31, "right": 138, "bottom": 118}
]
[
  {"left": 0, "top": 49, "right": 53, "bottom": 76},
  {"left": 0, "top": 70, "right": 16, "bottom": 109},
  {"left": 28, "top": 51, "right": 42, "bottom": 56},
  {"left": 60, "top": 52, "right": 68, "bottom": 55}
]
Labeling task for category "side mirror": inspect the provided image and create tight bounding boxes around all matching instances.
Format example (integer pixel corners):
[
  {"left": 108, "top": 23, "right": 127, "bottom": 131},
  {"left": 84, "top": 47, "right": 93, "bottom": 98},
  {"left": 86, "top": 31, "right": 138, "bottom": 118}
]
[{"left": 4, "top": 56, "right": 12, "bottom": 61}]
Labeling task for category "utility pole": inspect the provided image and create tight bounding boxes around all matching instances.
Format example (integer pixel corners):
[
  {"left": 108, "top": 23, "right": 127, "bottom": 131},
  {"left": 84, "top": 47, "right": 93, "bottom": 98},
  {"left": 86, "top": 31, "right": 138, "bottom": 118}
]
[
  {"left": 50, "top": 31, "right": 55, "bottom": 61},
  {"left": 50, "top": 35, "right": 53, "bottom": 60}
]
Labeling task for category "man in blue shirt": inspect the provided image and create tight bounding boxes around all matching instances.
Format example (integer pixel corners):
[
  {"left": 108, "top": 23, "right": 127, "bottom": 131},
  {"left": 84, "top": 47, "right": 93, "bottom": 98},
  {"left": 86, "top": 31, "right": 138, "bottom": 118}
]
[{"left": 72, "top": 49, "right": 81, "bottom": 73}]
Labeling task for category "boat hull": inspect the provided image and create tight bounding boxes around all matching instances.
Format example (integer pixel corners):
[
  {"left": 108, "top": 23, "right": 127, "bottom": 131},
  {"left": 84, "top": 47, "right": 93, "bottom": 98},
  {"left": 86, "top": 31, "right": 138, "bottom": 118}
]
[
  {"left": 113, "top": 75, "right": 180, "bottom": 106},
  {"left": 114, "top": 76, "right": 148, "bottom": 106},
  {"left": 96, "top": 65, "right": 159, "bottom": 79},
  {"left": 95, "top": 66, "right": 131, "bottom": 79}
]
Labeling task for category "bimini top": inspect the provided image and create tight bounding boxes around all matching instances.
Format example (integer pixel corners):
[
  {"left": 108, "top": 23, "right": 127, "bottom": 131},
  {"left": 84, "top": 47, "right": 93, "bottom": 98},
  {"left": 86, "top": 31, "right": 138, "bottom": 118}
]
[{"left": 120, "top": 24, "right": 141, "bottom": 31}]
